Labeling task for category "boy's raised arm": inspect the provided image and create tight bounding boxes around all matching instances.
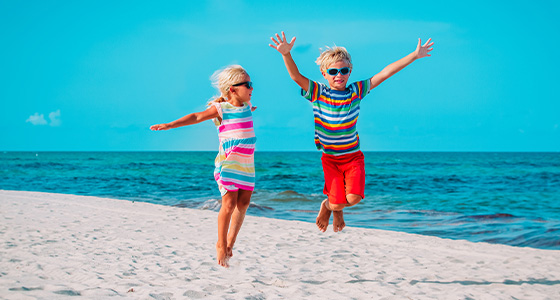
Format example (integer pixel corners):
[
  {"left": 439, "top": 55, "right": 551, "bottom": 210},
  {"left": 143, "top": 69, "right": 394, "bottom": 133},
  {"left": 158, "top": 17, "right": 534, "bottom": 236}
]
[
  {"left": 369, "top": 38, "right": 434, "bottom": 91},
  {"left": 269, "top": 32, "right": 310, "bottom": 91}
]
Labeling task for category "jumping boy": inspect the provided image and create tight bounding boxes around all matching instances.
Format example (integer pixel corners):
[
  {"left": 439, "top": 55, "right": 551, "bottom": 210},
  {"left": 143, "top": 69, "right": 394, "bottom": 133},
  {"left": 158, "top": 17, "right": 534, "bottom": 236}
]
[{"left": 269, "top": 31, "right": 434, "bottom": 232}]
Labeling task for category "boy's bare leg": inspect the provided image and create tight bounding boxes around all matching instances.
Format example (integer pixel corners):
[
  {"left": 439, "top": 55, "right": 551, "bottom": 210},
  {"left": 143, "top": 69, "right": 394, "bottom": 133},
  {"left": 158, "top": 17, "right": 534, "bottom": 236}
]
[
  {"left": 226, "top": 189, "right": 252, "bottom": 258},
  {"left": 216, "top": 190, "right": 238, "bottom": 268},
  {"left": 316, "top": 199, "right": 332, "bottom": 232},
  {"left": 329, "top": 202, "right": 345, "bottom": 232},
  {"left": 332, "top": 210, "right": 345, "bottom": 232},
  {"left": 330, "top": 194, "right": 362, "bottom": 232}
]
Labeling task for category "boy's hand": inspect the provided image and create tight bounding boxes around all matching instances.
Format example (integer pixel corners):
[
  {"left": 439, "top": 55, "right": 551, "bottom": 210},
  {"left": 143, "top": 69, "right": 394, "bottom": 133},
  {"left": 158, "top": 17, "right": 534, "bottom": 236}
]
[
  {"left": 269, "top": 31, "right": 296, "bottom": 55},
  {"left": 150, "top": 123, "right": 170, "bottom": 131},
  {"left": 415, "top": 38, "right": 434, "bottom": 59}
]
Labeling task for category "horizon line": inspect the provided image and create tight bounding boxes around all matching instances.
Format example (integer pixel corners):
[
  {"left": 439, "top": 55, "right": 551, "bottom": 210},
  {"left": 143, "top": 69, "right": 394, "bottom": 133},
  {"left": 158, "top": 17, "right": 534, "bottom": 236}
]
[{"left": 2, "top": 150, "right": 559, "bottom": 154}]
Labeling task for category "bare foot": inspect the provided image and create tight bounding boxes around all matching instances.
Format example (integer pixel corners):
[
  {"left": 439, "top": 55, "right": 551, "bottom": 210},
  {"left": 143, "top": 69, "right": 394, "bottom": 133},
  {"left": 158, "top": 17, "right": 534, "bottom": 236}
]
[
  {"left": 316, "top": 199, "right": 332, "bottom": 232},
  {"left": 226, "top": 235, "right": 236, "bottom": 258},
  {"left": 226, "top": 246, "right": 233, "bottom": 258},
  {"left": 216, "top": 243, "right": 229, "bottom": 268},
  {"left": 332, "top": 209, "right": 345, "bottom": 232}
]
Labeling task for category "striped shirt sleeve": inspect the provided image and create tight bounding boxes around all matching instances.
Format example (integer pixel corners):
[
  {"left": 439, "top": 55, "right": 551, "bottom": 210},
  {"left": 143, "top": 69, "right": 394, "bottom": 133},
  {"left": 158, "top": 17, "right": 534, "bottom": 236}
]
[
  {"left": 351, "top": 80, "right": 371, "bottom": 100},
  {"left": 301, "top": 80, "right": 323, "bottom": 102}
]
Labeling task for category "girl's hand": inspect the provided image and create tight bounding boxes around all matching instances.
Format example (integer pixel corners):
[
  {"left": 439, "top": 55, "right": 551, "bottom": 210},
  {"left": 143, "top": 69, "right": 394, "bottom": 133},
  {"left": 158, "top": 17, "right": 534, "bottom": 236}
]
[
  {"left": 150, "top": 123, "right": 170, "bottom": 131},
  {"left": 269, "top": 31, "right": 296, "bottom": 55},
  {"left": 415, "top": 38, "right": 434, "bottom": 59}
]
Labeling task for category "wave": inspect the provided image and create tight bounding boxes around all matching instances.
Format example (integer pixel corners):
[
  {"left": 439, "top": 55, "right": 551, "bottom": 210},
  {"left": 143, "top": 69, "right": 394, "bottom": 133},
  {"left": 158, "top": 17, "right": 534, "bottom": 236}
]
[
  {"left": 458, "top": 213, "right": 517, "bottom": 220},
  {"left": 266, "top": 190, "right": 314, "bottom": 203}
]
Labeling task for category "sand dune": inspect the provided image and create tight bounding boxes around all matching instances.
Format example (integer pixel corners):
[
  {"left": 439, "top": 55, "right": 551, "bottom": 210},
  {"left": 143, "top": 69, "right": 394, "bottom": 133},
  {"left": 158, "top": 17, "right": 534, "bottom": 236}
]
[{"left": 1, "top": 190, "right": 559, "bottom": 299}]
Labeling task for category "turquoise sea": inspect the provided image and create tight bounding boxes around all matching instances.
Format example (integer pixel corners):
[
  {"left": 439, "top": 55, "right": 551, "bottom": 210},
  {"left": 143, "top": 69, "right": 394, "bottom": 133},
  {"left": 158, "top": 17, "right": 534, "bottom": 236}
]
[{"left": 1, "top": 151, "right": 559, "bottom": 250}]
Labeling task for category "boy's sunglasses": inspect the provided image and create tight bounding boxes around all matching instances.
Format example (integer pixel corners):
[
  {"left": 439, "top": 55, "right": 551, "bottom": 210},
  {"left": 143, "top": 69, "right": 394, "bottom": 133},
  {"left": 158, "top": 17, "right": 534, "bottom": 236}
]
[
  {"left": 326, "top": 67, "right": 350, "bottom": 76},
  {"left": 232, "top": 81, "right": 253, "bottom": 89}
]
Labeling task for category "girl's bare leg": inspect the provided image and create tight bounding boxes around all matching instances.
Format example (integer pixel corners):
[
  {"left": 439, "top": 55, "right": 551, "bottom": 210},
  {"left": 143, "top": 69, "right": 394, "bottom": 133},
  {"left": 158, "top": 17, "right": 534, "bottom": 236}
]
[
  {"left": 216, "top": 190, "right": 238, "bottom": 268},
  {"left": 226, "top": 189, "right": 252, "bottom": 258}
]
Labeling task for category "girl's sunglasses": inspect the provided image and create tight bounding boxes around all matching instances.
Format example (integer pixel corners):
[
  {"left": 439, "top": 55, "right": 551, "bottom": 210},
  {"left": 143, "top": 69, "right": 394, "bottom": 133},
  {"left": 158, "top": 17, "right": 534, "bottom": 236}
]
[
  {"left": 232, "top": 81, "right": 253, "bottom": 89},
  {"left": 326, "top": 67, "right": 350, "bottom": 76}
]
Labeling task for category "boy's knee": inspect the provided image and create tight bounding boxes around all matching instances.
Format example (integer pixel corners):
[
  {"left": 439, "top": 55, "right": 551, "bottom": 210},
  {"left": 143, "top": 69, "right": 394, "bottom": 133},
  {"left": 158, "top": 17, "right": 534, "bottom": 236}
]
[
  {"left": 346, "top": 194, "right": 362, "bottom": 206},
  {"left": 328, "top": 202, "right": 346, "bottom": 211}
]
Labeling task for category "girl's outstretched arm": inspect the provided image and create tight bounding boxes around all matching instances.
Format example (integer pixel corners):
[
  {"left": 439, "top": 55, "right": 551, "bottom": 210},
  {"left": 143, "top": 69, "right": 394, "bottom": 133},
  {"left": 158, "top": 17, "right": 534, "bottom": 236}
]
[
  {"left": 369, "top": 38, "right": 434, "bottom": 91},
  {"left": 150, "top": 105, "right": 219, "bottom": 131},
  {"left": 269, "top": 31, "right": 310, "bottom": 91}
]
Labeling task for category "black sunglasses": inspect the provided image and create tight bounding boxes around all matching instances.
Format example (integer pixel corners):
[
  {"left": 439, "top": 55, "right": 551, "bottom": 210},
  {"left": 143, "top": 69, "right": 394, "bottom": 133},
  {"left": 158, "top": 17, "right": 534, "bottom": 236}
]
[
  {"left": 232, "top": 81, "right": 253, "bottom": 89},
  {"left": 326, "top": 67, "right": 350, "bottom": 76}
]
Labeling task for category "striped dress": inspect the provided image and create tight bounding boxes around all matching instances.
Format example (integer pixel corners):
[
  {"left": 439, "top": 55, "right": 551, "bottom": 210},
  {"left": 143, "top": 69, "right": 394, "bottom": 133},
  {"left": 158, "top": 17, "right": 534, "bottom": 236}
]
[
  {"left": 211, "top": 101, "right": 256, "bottom": 195},
  {"left": 301, "top": 80, "right": 370, "bottom": 156}
]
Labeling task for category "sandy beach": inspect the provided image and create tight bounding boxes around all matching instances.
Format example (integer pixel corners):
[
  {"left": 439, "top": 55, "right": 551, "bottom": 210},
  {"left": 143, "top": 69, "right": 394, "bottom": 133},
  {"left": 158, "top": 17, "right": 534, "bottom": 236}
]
[{"left": 1, "top": 190, "right": 559, "bottom": 299}]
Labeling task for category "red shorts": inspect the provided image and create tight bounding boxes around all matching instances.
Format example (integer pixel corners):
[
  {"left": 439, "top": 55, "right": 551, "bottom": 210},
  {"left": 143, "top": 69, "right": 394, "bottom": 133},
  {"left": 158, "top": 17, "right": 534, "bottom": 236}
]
[{"left": 321, "top": 151, "right": 365, "bottom": 204}]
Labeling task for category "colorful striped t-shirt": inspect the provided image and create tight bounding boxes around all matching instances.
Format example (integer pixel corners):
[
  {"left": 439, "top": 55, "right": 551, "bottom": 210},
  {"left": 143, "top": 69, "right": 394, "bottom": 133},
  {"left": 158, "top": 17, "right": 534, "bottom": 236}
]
[{"left": 301, "top": 80, "right": 370, "bottom": 156}]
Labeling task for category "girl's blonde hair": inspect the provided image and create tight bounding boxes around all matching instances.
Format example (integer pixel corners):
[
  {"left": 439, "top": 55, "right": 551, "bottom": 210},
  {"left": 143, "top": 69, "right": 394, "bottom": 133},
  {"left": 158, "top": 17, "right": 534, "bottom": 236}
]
[
  {"left": 315, "top": 46, "right": 353, "bottom": 72},
  {"left": 208, "top": 65, "right": 249, "bottom": 105}
]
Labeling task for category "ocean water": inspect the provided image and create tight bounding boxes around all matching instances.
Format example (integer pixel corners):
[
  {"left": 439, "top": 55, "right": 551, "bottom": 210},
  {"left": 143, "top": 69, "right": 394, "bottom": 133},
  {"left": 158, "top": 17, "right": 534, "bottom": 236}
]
[{"left": 1, "top": 151, "right": 559, "bottom": 250}]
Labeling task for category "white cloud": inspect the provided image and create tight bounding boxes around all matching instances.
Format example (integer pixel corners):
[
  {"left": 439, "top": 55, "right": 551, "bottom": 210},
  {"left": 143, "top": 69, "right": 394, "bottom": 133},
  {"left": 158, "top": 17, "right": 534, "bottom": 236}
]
[
  {"left": 26, "top": 113, "right": 48, "bottom": 125},
  {"left": 26, "top": 110, "right": 61, "bottom": 126},
  {"left": 49, "top": 110, "right": 61, "bottom": 127}
]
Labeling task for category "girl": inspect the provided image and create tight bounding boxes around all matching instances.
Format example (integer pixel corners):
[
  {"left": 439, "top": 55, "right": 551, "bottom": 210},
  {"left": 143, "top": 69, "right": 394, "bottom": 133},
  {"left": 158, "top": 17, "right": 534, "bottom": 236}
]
[{"left": 150, "top": 65, "right": 256, "bottom": 268}]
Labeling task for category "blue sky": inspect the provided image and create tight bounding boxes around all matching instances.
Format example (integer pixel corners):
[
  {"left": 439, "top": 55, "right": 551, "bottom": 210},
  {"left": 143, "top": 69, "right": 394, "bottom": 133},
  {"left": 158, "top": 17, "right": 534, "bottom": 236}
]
[{"left": 2, "top": 1, "right": 559, "bottom": 151}]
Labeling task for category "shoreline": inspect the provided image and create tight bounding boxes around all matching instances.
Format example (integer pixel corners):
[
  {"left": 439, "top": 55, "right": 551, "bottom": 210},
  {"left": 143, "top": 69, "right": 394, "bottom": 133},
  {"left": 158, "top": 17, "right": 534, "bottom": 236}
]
[
  {"left": 3, "top": 187, "right": 559, "bottom": 251},
  {"left": 2, "top": 190, "right": 560, "bottom": 299}
]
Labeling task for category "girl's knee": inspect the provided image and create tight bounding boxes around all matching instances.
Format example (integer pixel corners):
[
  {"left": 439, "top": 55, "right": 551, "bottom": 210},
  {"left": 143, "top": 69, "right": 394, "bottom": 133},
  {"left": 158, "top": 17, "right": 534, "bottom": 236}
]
[
  {"left": 237, "top": 198, "right": 250, "bottom": 211},
  {"left": 221, "top": 201, "right": 237, "bottom": 213}
]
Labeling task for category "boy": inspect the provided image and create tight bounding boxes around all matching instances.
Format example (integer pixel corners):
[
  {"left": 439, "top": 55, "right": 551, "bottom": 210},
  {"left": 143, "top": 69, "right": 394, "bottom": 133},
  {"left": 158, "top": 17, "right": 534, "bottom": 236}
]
[{"left": 269, "top": 31, "right": 434, "bottom": 232}]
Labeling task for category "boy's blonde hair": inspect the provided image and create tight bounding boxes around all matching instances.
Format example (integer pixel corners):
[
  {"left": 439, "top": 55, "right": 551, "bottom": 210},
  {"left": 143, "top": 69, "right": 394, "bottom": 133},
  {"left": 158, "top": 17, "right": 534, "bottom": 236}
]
[
  {"left": 208, "top": 65, "right": 249, "bottom": 104},
  {"left": 315, "top": 46, "right": 353, "bottom": 71}
]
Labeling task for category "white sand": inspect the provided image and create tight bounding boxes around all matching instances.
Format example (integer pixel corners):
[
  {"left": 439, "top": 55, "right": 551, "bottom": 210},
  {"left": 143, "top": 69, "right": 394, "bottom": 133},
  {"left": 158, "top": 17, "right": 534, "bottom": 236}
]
[{"left": 1, "top": 190, "right": 559, "bottom": 299}]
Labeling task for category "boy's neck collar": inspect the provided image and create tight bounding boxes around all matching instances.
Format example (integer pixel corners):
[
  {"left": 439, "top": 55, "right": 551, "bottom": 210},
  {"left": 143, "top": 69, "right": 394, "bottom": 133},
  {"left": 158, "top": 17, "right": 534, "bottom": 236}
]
[{"left": 329, "top": 85, "right": 348, "bottom": 91}]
